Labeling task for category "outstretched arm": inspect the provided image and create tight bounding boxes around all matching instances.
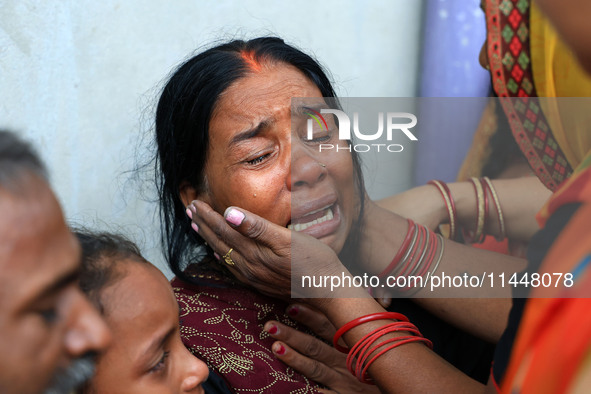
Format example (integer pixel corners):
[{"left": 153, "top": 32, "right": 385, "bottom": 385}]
[{"left": 377, "top": 176, "right": 551, "bottom": 242}]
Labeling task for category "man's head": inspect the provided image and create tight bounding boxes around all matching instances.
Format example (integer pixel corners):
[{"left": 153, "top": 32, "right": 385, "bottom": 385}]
[{"left": 0, "top": 131, "right": 111, "bottom": 394}]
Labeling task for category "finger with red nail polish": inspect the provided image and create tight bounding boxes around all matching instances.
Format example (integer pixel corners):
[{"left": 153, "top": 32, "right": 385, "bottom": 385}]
[{"left": 273, "top": 343, "right": 286, "bottom": 356}]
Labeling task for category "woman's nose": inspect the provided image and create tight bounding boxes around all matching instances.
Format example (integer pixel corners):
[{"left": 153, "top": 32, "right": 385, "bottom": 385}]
[
  {"left": 181, "top": 348, "right": 209, "bottom": 392},
  {"left": 287, "top": 151, "right": 327, "bottom": 191}
]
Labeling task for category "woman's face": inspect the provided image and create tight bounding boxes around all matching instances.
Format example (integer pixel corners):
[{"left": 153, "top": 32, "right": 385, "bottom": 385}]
[
  {"left": 192, "top": 62, "right": 357, "bottom": 254},
  {"left": 88, "top": 262, "right": 208, "bottom": 394}
]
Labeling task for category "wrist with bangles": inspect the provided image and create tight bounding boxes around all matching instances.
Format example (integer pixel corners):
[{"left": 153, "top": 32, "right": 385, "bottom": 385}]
[
  {"left": 376, "top": 218, "right": 445, "bottom": 294},
  {"left": 334, "top": 312, "right": 432, "bottom": 384},
  {"left": 374, "top": 177, "right": 505, "bottom": 293},
  {"left": 427, "top": 177, "right": 506, "bottom": 244}
]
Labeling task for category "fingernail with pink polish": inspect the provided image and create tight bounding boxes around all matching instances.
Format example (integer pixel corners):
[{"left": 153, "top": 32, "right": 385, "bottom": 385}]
[
  {"left": 225, "top": 208, "right": 245, "bottom": 226},
  {"left": 267, "top": 325, "right": 278, "bottom": 335},
  {"left": 214, "top": 252, "right": 220, "bottom": 260},
  {"left": 186, "top": 208, "right": 193, "bottom": 219},
  {"left": 191, "top": 222, "right": 199, "bottom": 233}
]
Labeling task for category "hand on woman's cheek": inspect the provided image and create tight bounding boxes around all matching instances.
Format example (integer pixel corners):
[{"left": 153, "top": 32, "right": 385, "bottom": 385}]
[{"left": 187, "top": 200, "right": 352, "bottom": 300}]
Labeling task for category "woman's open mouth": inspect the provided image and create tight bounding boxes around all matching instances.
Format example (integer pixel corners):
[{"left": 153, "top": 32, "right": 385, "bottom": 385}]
[
  {"left": 287, "top": 203, "right": 341, "bottom": 239},
  {"left": 288, "top": 205, "right": 334, "bottom": 232}
]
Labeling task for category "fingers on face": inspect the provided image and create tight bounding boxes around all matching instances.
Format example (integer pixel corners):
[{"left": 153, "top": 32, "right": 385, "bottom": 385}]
[
  {"left": 190, "top": 202, "right": 256, "bottom": 254},
  {"left": 188, "top": 201, "right": 250, "bottom": 266},
  {"left": 187, "top": 201, "right": 290, "bottom": 293},
  {"left": 187, "top": 200, "right": 227, "bottom": 250}
]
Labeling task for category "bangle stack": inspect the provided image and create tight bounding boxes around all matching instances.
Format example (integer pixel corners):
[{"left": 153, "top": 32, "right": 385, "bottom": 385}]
[
  {"left": 427, "top": 177, "right": 505, "bottom": 244},
  {"left": 377, "top": 219, "right": 445, "bottom": 293},
  {"left": 334, "top": 312, "right": 432, "bottom": 384}
]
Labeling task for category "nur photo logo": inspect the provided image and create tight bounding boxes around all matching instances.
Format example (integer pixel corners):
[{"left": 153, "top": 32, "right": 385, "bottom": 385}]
[{"left": 305, "top": 108, "right": 418, "bottom": 153}]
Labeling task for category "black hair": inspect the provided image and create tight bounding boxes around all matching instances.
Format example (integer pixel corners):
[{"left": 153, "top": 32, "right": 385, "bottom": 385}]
[
  {"left": 0, "top": 130, "right": 47, "bottom": 191},
  {"left": 75, "top": 229, "right": 148, "bottom": 314},
  {"left": 153, "top": 36, "right": 365, "bottom": 282}
]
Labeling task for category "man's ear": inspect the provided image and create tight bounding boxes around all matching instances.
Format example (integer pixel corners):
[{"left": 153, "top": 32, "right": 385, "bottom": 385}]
[{"left": 179, "top": 182, "right": 210, "bottom": 207}]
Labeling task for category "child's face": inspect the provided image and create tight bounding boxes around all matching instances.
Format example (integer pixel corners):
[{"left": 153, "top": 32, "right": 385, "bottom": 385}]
[{"left": 89, "top": 262, "right": 208, "bottom": 393}]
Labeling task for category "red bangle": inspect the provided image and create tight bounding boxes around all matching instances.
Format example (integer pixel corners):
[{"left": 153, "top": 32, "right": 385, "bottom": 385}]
[
  {"left": 355, "top": 326, "right": 422, "bottom": 375},
  {"left": 333, "top": 312, "right": 409, "bottom": 353},
  {"left": 378, "top": 219, "right": 415, "bottom": 278},
  {"left": 427, "top": 180, "right": 458, "bottom": 240},
  {"left": 438, "top": 181, "right": 458, "bottom": 240},
  {"left": 346, "top": 323, "right": 418, "bottom": 378},
  {"left": 344, "top": 321, "right": 432, "bottom": 383}
]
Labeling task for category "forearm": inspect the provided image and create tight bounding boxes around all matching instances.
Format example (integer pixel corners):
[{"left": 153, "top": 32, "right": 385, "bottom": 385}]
[
  {"left": 413, "top": 297, "right": 510, "bottom": 343},
  {"left": 406, "top": 238, "right": 523, "bottom": 341},
  {"left": 378, "top": 176, "right": 551, "bottom": 243}
]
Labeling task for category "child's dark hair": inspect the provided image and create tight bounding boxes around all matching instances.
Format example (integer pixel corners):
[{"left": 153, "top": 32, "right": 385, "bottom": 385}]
[{"left": 74, "top": 229, "right": 149, "bottom": 314}]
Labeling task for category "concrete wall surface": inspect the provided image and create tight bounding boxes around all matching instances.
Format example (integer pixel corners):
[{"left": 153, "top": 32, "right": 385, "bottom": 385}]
[{"left": 0, "top": 0, "right": 423, "bottom": 276}]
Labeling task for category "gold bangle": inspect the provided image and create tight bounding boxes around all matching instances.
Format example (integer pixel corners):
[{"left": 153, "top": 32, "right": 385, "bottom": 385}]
[
  {"left": 469, "top": 177, "right": 485, "bottom": 243},
  {"left": 482, "top": 177, "right": 506, "bottom": 241}
]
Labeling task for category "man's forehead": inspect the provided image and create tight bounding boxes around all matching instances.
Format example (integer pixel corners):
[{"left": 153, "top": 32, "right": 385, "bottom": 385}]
[
  {"left": 0, "top": 178, "right": 79, "bottom": 307},
  {"left": 0, "top": 177, "right": 56, "bottom": 244}
]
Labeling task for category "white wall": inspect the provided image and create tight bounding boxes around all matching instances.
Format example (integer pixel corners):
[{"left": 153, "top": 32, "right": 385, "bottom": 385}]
[{"left": 0, "top": 0, "right": 423, "bottom": 276}]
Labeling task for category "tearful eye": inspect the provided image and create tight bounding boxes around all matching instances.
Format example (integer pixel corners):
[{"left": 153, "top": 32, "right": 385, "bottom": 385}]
[
  {"left": 308, "top": 134, "right": 331, "bottom": 143},
  {"left": 304, "top": 127, "right": 333, "bottom": 143},
  {"left": 246, "top": 153, "right": 271, "bottom": 165}
]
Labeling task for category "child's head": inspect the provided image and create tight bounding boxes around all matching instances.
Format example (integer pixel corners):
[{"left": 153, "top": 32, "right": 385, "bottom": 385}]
[{"left": 75, "top": 230, "right": 208, "bottom": 393}]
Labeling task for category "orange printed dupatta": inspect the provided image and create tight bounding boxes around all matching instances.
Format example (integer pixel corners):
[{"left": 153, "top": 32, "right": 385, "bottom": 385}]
[
  {"left": 501, "top": 177, "right": 591, "bottom": 393},
  {"left": 483, "top": 0, "right": 591, "bottom": 392}
]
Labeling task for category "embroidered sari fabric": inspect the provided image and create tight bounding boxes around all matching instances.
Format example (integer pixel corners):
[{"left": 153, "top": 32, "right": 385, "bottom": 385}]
[{"left": 171, "top": 269, "right": 322, "bottom": 394}]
